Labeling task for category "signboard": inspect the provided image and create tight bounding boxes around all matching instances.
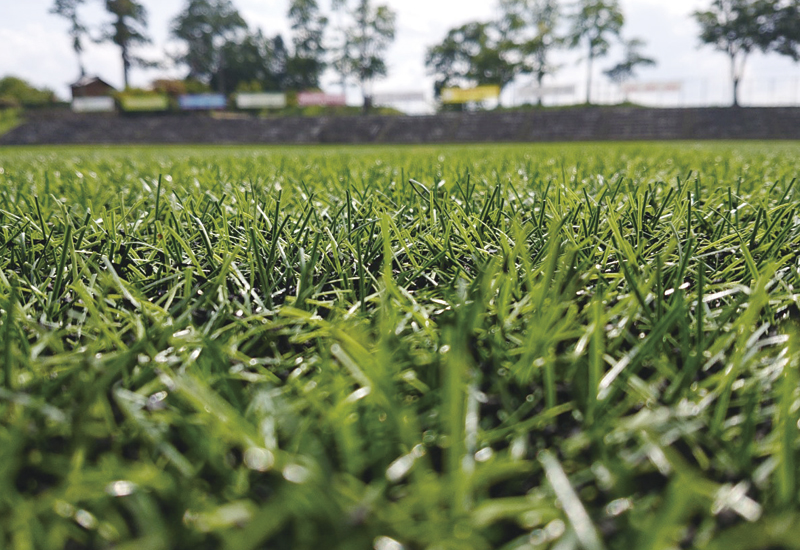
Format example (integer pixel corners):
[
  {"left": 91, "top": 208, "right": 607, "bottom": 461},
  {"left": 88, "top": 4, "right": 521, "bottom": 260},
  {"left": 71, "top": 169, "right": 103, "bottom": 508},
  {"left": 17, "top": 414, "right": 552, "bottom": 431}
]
[
  {"left": 441, "top": 85, "right": 500, "bottom": 104},
  {"left": 372, "top": 91, "right": 426, "bottom": 104},
  {"left": 236, "top": 92, "right": 287, "bottom": 109},
  {"left": 119, "top": 94, "right": 169, "bottom": 112},
  {"left": 621, "top": 81, "right": 682, "bottom": 94},
  {"left": 178, "top": 94, "right": 227, "bottom": 110},
  {"left": 516, "top": 84, "right": 575, "bottom": 99},
  {"left": 297, "top": 92, "right": 347, "bottom": 107},
  {"left": 72, "top": 96, "right": 115, "bottom": 113}
]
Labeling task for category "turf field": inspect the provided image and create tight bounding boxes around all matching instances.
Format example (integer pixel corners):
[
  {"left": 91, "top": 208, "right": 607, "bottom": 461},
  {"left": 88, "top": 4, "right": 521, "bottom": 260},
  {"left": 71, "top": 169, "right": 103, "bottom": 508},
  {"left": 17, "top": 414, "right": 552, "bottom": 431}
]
[{"left": 1, "top": 142, "right": 800, "bottom": 549}]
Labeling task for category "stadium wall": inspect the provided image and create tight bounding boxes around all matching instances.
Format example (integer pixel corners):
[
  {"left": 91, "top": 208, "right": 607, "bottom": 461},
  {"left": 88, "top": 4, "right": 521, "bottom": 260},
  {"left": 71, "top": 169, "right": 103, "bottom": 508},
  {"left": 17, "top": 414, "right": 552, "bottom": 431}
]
[{"left": 2, "top": 107, "right": 800, "bottom": 146}]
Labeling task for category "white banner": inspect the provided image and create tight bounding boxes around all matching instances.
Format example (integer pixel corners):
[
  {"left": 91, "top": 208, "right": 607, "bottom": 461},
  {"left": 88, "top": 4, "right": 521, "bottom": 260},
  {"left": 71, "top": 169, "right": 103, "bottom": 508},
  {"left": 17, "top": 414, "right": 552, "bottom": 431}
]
[
  {"left": 517, "top": 84, "right": 575, "bottom": 99},
  {"left": 236, "top": 93, "right": 287, "bottom": 109},
  {"left": 372, "top": 91, "right": 426, "bottom": 104},
  {"left": 72, "top": 96, "right": 115, "bottom": 113},
  {"left": 621, "top": 81, "right": 682, "bottom": 93}
]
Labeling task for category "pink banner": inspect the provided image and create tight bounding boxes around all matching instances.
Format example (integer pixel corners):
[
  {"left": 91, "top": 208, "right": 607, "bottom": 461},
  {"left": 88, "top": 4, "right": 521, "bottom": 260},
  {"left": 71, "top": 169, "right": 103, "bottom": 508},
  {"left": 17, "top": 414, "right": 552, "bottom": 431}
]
[{"left": 297, "top": 92, "right": 347, "bottom": 107}]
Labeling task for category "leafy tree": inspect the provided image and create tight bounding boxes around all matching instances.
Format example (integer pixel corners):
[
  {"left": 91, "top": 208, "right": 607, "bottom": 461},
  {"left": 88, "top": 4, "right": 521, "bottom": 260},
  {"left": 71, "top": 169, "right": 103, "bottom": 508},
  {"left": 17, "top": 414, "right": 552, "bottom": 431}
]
[
  {"left": 425, "top": 21, "right": 518, "bottom": 98},
  {"left": 330, "top": 0, "right": 397, "bottom": 110},
  {"left": 0, "top": 77, "right": 56, "bottom": 108},
  {"left": 287, "top": 0, "right": 328, "bottom": 89},
  {"left": 694, "top": 0, "right": 800, "bottom": 106},
  {"left": 50, "top": 0, "right": 88, "bottom": 78},
  {"left": 567, "top": 0, "right": 624, "bottom": 104},
  {"left": 100, "top": 0, "right": 151, "bottom": 89},
  {"left": 603, "top": 38, "right": 655, "bottom": 86},
  {"left": 171, "top": 0, "right": 248, "bottom": 94},
  {"left": 498, "top": 0, "right": 561, "bottom": 105},
  {"left": 210, "top": 31, "right": 290, "bottom": 93}
]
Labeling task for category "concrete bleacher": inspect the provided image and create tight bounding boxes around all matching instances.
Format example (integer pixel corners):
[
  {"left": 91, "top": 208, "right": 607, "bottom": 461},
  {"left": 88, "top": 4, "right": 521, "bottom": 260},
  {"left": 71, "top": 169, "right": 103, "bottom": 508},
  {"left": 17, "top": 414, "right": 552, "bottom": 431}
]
[{"left": 2, "top": 107, "right": 800, "bottom": 146}]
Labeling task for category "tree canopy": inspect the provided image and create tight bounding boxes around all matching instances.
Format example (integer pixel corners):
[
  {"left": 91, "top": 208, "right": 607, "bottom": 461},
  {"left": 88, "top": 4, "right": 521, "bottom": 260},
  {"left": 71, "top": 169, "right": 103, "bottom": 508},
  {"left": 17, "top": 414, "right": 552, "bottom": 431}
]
[
  {"left": 171, "top": 0, "right": 248, "bottom": 93},
  {"left": 0, "top": 76, "right": 57, "bottom": 108},
  {"left": 330, "top": 0, "right": 397, "bottom": 109},
  {"left": 604, "top": 38, "right": 655, "bottom": 86},
  {"left": 50, "top": 0, "right": 88, "bottom": 78},
  {"left": 425, "top": 21, "right": 519, "bottom": 97},
  {"left": 567, "top": 0, "right": 625, "bottom": 104},
  {"left": 695, "top": 0, "right": 800, "bottom": 106},
  {"left": 498, "top": 0, "right": 562, "bottom": 98},
  {"left": 287, "top": 0, "right": 328, "bottom": 89},
  {"left": 100, "top": 0, "right": 151, "bottom": 89}
]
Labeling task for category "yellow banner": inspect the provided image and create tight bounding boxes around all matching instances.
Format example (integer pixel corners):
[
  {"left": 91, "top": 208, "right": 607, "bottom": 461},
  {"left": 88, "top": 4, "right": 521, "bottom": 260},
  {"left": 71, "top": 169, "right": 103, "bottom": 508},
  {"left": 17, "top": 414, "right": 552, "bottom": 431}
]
[
  {"left": 120, "top": 95, "right": 169, "bottom": 112},
  {"left": 441, "top": 85, "right": 500, "bottom": 104}
]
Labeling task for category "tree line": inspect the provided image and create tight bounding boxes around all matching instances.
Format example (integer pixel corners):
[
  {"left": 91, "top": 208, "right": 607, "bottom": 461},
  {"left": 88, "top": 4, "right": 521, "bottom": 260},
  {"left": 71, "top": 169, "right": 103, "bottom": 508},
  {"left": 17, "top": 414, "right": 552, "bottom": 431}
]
[
  {"left": 50, "top": 0, "right": 800, "bottom": 108},
  {"left": 51, "top": 0, "right": 396, "bottom": 107}
]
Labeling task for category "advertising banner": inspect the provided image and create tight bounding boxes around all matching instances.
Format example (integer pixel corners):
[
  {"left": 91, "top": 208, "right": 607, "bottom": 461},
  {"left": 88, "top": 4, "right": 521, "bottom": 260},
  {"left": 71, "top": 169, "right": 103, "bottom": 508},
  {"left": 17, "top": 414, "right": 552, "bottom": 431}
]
[
  {"left": 178, "top": 94, "right": 227, "bottom": 110},
  {"left": 72, "top": 96, "right": 115, "bottom": 113},
  {"left": 621, "top": 81, "right": 682, "bottom": 94},
  {"left": 516, "top": 84, "right": 575, "bottom": 99},
  {"left": 120, "top": 95, "right": 169, "bottom": 112},
  {"left": 297, "top": 92, "right": 347, "bottom": 107},
  {"left": 372, "top": 91, "right": 426, "bottom": 104},
  {"left": 236, "top": 93, "right": 287, "bottom": 109},
  {"left": 441, "top": 85, "right": 501, "bottom": 104}
]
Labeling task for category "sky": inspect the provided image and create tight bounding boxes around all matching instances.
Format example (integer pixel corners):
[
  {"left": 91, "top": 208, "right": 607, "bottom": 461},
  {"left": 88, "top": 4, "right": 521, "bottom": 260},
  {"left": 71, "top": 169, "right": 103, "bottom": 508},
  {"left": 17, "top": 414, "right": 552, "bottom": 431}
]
[{"left": 2, "top": 0, "right": 800, "bottom": 110}]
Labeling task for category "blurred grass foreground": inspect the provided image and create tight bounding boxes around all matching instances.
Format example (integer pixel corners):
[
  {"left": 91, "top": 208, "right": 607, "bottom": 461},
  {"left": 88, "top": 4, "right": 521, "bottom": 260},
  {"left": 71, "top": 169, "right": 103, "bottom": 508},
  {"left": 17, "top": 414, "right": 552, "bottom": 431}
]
[{"left": 2, "top": 142, "right": 800, "bottom": 549}]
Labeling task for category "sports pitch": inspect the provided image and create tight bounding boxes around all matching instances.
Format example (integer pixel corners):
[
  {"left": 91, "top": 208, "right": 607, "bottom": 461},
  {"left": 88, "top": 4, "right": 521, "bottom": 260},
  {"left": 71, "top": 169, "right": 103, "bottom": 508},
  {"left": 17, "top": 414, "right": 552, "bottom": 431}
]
[{"left": 1, "top": 142, "right": 800, "bottom": 549}]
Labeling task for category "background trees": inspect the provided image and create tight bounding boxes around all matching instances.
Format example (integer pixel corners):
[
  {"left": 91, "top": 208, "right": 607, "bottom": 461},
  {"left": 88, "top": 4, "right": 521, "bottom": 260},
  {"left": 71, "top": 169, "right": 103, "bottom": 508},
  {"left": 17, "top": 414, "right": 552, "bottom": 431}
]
[
  {"left": 498, "top": 0, "right": 561, "bottom": 103},
  {"left": 425, "top": 22, "right": 518, "bottom": 97},
  {"left": 694, "top": 0, "right": 800, "bottom": 106},
  {"left": 170, "top": 0, "right": 247, "bottom": 94},
  {"left": 50, "top": 0, "right": 88, "bottom": 78},
  {"left": 51, "top": 0, "right": 153, "bottom": 88},
  {"left": 426, "top": 0, "right": 648, "bottom": 107},
  {"left": 216, "top": 30, "right": 289, "bottom": 93},
  {"left": 0, "top": 77, "right": 57, "bottom": 108},
  {"left": 603, "top": 38, "right": 655, "bottom": 88},
  {"left": 567, "top": 0, "right": 624, "bottom": 104},
  {"left": 99, "top": 0, "right": 152, "bottom": 89},
  {"left": 330, "top": 0, "right": 397, "bottom": 109},
  {"left": 286, "top": 0, "right": 328, "bottom": 90},
  {"left": 40, "top": 0, "right": 800, "bottom": 109}
]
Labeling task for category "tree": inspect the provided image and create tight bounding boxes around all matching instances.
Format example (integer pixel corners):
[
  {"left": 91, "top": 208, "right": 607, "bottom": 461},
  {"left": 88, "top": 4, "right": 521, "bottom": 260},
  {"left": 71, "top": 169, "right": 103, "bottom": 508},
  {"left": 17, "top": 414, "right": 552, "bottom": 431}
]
[
  {"left": 425, "top": 21, "right": 519, "bottom": 98},
  {"left": 171, "top": 0, "right": 248, "bottom": 94},
  {"left": 286, "top": 0, "right": 328, "bottom": 89},
  {"left": 694, "top": 0, "right": 800, "bottom": 107},
  {"left": 0, "top": 77, "right": 57, "bottom": 108},
  {"left": 567, "top": 0, "right": 624, "bottom": 104},
  {"left": 100, "top": 0, "right": 151, "bottom": 89},
  {"left": 498, "top": 0, "right": 561, "bottom": 105},
  {"left": 603, "top": 38, "right": 655, "bottom": 87},
  {"left": 330, "top": 0, "right": 397, "bottom": 110},
  {"left": 214, "top": 30, "right": 286, "bottom": 93},
  {"left": 50, "top": 0, "right": 88, "bottom": 78}
]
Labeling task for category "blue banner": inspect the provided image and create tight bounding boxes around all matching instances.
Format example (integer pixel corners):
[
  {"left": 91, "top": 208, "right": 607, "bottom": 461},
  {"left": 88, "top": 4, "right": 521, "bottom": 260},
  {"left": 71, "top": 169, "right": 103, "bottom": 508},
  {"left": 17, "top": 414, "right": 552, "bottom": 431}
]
[{"left": 178, "top": 94, "right": 227, "bottom": 110}]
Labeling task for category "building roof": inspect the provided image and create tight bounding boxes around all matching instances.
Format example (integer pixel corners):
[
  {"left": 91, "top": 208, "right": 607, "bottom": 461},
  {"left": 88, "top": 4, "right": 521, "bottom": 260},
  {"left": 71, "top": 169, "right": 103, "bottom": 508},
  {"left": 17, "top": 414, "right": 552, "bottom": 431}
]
[{"left": 70, "top": 76, "right": 116, "bottom": 90}]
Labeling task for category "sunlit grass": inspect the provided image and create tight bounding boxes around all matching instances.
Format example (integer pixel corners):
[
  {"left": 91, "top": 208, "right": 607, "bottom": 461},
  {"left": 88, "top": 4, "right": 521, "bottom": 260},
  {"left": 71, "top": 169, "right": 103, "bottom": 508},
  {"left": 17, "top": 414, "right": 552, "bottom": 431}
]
[{"left": 1, "top": 142, "right": 800, "bottom": 549}]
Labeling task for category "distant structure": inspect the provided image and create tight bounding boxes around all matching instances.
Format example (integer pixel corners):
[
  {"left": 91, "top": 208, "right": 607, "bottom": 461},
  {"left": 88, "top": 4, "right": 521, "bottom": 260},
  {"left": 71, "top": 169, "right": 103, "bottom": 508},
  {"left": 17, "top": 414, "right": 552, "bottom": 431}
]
[{"left": 70, "top": 76, "right": 116, "bottom": 99}]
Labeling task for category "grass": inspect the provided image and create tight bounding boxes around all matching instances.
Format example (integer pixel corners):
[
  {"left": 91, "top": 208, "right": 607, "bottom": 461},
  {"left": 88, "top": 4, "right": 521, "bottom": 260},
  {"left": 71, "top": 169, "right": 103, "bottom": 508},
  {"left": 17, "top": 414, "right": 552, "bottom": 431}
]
[
  {"left": 0, "top": 109, "right": 21, "bottom": 137},
  {"left": 1, "top": 141, "right": 800, "bottom": 549}
]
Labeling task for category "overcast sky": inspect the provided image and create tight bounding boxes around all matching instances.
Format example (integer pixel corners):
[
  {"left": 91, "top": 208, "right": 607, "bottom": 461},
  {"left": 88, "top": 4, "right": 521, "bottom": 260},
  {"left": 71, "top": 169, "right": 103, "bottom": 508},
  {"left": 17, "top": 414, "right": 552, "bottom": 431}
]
[{"left": 2, "top": 0, "right": 800, "bottom": 109}]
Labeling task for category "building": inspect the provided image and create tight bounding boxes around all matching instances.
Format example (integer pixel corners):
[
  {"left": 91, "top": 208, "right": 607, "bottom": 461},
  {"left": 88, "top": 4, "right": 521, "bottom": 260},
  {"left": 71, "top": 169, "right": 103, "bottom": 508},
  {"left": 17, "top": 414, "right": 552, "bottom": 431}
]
[{"left": 70, "top": 76, "right": 116, "bottom": 99}]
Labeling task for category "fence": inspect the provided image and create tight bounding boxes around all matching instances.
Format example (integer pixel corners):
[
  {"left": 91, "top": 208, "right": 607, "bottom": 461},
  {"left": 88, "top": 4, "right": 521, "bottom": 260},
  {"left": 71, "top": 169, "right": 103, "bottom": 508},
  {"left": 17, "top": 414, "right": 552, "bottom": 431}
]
[{"left": 506, "top": 76, "right": 800, "bottom": 108}]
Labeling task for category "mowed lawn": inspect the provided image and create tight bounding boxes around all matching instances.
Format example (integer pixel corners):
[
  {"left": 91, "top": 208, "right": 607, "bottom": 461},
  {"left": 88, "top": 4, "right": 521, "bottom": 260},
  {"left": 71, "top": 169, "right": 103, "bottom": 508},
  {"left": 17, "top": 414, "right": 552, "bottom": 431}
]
[{"left": 1, "top": 142, "right": 800, "bottom": 550}]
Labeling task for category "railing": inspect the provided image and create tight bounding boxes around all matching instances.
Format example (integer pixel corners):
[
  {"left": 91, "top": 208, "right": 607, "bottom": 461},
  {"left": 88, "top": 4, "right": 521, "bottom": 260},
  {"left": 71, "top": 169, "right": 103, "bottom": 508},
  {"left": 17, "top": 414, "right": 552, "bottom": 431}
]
[{"left": 506, "top": 76, "right": 800, "bottom": 108}]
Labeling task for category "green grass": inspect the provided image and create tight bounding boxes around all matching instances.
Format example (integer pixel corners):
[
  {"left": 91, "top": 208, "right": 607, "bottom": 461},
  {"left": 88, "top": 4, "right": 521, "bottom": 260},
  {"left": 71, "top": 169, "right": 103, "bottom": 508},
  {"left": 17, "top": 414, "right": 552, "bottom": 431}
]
[
  {"left": 1, "top": 141, "right": 800, "bottom": 549},
  {"left": 0, "top": 109, "right": 21, "bottom": 137}
]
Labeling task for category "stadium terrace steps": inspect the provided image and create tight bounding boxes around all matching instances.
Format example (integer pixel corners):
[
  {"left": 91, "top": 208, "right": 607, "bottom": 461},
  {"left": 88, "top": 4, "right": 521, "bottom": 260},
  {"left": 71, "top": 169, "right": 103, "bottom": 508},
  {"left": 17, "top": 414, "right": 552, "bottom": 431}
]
[{"left": 2, "top": 107, "right": 800, "bottom": 145}]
